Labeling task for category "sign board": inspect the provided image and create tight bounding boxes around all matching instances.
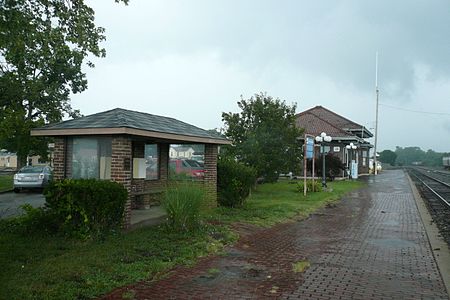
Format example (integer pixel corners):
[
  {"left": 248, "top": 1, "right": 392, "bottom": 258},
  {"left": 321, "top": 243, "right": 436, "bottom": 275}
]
[
  {"left": 351, "top": 161, "right": 358, "bottom": 179},
  {"left": 333, "top": 146, "right": 340, "bottom": 152},
  {"left": 306, "top": 137, "right": 314, "bottom": 159}
]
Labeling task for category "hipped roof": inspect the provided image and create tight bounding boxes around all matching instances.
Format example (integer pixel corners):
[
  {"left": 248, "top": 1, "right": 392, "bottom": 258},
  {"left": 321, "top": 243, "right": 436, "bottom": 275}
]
[
  {"left": 296, "top": 105, "right": 373, "bottom": 142},
  {"left": 31, "top": 108, "right": 230, "bottom": 145}
]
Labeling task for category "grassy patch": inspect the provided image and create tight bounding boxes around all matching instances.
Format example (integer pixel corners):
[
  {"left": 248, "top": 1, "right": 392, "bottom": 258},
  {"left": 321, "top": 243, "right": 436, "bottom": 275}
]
[
  {"left": 210, "top": 179, "right": 364, "bottom": 226},
  {"left": 0, "top": 174, "right": 13, "bottom": 192},
  {"left": 0, "top": 224, "right": 236, "bottom": 300},
  {"left": 292, "top": 260, "right": 311, "bottom": 273},
  {"left": 0, "top": 178, "right": 363, "bottom": 299}
]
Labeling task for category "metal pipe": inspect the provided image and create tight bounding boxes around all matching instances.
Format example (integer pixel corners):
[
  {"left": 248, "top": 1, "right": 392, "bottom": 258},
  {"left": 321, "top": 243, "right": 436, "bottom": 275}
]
[
  {"left": 374, "top": 52, "right": 379, "bottom": 175},
  {"left": 322, "top": 145, "right": 326, "bottom": 187}
]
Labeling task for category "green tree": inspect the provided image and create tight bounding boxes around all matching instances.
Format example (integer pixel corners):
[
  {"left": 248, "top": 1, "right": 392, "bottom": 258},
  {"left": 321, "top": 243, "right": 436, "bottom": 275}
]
[
  {"left": 222, "top": 93, "right": 303, "bottom": 182},
  {"left": 395, "top": 146, "right": 425, "bottom": 166},
  {"left": 379, "top": 149, "right": 397, "bottom": 166},
  {"left": 0, "top": 0, "right": 127, "bottom": 166},
  {"left": 422, "top": 149, "right": 445, "bottom": 167}
]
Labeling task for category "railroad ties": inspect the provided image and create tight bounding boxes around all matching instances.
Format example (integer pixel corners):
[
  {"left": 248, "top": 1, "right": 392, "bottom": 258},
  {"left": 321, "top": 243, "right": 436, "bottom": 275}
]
[{"left": 408, "top": 167, "right": 450, "bottom": 248}]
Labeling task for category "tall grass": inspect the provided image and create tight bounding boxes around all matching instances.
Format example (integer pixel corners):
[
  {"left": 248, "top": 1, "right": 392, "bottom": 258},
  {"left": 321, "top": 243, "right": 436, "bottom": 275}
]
[{"left": 163, "top": 183, "right": 205, "bottom": 231}]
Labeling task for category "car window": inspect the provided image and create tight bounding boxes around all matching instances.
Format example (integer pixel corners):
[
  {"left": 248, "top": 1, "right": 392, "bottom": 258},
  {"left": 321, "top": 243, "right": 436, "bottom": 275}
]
[
  {"left": 185, "top": 160, "right": 200, "bottom": 168},
  {"left": 19, "top": 166, "right": 44, "bottom": 173}
]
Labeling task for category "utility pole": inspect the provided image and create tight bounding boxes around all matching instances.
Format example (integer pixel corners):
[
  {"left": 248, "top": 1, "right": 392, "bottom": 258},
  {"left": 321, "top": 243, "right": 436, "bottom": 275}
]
[{"left": 374, "top": 52, "right": 380, "bottom": 175}]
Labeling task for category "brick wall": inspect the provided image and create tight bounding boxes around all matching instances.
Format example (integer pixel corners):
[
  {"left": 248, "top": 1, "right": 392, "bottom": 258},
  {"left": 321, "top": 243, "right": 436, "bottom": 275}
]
[
  {"left": 53, "top": 137, "right": 66, "bottom": 180},
  {"left": 65, "top": 137, "right": 73, "bottom": 178},
  {"left": 203, "top": 144, "right": 218, "bottom": 208},
  {"left": 111, "top": 136, "right": 133, "bottom": 228}
]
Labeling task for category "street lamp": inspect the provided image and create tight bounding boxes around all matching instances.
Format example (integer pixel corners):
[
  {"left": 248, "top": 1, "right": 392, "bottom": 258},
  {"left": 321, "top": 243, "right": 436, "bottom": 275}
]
[
  {"left": 315, "top": 132, "right": 332, "bottom": 188},
  {"left": 345, "top": 142, "right": 357, "bottom": 179}
]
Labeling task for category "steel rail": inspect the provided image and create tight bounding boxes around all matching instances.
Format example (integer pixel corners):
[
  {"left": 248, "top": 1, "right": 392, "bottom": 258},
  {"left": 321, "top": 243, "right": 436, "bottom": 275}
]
[
  {"left": 416, "top": 166, "right": 450, "bottom": 178},
  {"left": 409, "top": 169, "right": 450, "bottom": 208}
]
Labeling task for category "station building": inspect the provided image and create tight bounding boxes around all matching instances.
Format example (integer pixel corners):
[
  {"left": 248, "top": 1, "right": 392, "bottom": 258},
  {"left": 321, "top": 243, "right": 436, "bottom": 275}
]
[{"left": 295, "top": 106, "right": 373, "bottom": 178}]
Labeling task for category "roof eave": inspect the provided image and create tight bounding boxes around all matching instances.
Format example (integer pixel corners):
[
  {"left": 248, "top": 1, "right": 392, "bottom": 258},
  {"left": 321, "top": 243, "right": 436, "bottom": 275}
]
[{"left": 30, "top": 127, "right": 231, "bottom": 145}]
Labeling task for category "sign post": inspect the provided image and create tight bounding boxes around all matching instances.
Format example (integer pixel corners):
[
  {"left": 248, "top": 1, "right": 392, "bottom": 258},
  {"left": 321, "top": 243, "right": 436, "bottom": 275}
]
[{"left": 304, "top": 135, "right": 315, "bottom": 196}]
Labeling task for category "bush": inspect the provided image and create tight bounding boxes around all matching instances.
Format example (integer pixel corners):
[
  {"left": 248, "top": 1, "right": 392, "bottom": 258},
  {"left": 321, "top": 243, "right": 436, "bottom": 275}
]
[
  {"left": 44, "top": 179, "right": 128, "bottom": 238},
  {"left": 217, "top": 158, "right": 257, "bottom": 207},
  {"left": 296, "top": 180, "right": 322, "bottom": 193},
  {"left": 163, "top": 183, "right": 205, "bottom": 231},
  {"left": 0, "top": 204, "right": 59, "bottom": 235}
]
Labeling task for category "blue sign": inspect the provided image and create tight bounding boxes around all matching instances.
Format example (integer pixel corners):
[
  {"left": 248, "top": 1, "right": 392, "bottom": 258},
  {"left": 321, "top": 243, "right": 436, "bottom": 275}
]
[{"left": 306, "top": 137, "right": 314, "bottom": 159}]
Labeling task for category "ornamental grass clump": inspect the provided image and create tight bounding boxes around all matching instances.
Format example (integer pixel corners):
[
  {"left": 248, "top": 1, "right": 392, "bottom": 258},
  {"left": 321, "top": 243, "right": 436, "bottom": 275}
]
[
  {"left": 296, "top": 180, "right": 322, "bottom": 193},
  {"left": 163, "top": 183, "right": 205, "bottom": 231}
]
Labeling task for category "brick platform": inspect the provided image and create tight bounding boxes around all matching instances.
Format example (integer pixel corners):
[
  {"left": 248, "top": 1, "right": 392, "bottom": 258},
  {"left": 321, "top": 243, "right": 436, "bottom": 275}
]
[{"left": 102, "top": 170, "right": 449, "bottom": 299}]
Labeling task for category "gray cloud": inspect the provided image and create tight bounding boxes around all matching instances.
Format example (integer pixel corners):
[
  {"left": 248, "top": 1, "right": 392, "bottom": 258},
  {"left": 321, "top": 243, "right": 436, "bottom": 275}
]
[{"left": 73, "top": 0, "right": 450, "bottom": 152}]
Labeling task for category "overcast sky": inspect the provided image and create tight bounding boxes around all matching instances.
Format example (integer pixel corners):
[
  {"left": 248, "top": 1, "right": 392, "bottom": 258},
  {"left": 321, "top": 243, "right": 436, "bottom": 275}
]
[{"left": 72, "top": 0, "right": 450, "bottom": 152}]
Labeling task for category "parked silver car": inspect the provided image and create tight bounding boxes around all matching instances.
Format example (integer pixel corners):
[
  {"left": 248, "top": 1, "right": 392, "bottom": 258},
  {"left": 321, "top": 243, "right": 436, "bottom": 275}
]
[{"left": 13, "top": 165, "right": 53, "bottom": 193}]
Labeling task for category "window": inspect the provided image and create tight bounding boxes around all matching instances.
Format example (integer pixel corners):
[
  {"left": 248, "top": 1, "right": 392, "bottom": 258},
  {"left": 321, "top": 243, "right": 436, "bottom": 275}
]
[
  {"left": 145, "top": 144, "right": 159, "bottom": 180},
  {"left": 169, "top": 144, "right": 205, "bottom": 180},
  {"left": 72, "top": 137, "right": 111, "bottom": 179}
]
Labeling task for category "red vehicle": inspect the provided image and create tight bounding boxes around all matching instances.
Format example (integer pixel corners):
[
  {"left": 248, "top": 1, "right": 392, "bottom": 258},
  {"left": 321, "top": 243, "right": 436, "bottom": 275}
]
[{"left": 169, "top": 159, "right": 205, "bottom": 178}]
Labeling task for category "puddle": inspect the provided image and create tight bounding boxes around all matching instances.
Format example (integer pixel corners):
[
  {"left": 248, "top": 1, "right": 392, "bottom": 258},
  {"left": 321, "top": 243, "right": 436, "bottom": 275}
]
[
  {"left": 369, "top": 238, "right": 417, "bottom": 248},
  {"left": 383, "top": 220, "right": 400, "bottom": 226},
  {"left": 192, "top": 264, "right": 266, "bottom": 285}
]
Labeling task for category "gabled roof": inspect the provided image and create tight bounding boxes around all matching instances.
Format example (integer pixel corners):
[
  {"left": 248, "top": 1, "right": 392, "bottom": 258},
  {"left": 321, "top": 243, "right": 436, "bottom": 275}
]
[
  {"left": 31, "top": 108, "right": 230, "bottom": 145},
  {"left": 295, "top": 105, "right": 373, "bottom": 141}
]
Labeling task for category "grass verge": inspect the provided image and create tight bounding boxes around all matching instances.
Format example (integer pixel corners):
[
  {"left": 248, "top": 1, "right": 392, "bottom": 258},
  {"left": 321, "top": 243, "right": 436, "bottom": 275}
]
[
  {"left": 211, "top": 179, "right": 364, "bottom": 227},
  {"left": 0, "top": 178, "right": 363, "bottom": 299},
  {"left": 0, "top": 224, "right": 237, "bottom": 300},
  {"left": 0, "top": 174, "right": 13, "bottom": 192}
]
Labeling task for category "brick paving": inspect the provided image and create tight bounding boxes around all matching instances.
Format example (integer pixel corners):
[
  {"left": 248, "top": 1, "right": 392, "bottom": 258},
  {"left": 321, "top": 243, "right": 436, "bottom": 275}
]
[{"left": 102, "top": 170, "right": 449, "bottom": 299}]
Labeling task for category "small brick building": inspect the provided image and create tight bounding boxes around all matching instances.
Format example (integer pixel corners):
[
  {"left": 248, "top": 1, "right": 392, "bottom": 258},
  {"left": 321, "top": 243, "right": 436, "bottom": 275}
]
[
  {"left": 31, "top": 108, "right": 230, "bottom": 228},
  {"left": 296, "top": 106, "right": 373, "bottom": 177}
]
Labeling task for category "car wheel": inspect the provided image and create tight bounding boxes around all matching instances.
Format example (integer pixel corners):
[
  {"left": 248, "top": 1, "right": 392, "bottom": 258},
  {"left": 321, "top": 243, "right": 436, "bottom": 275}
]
[{"left": 13, "top": 188, "right": 21, "bottom": 193}]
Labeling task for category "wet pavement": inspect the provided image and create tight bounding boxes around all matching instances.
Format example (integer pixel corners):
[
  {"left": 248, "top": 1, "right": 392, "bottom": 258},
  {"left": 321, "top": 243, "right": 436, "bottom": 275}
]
[
  {"left": 102, "top": 170, "right": 449, "bottom": 299},
  {"left": 0, "top": 191, "right": 46, "bottom": 219}
]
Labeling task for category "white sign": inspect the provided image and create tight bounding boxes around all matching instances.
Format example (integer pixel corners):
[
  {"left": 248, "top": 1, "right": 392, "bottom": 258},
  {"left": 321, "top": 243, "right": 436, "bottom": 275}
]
[
  {"left": 333, "top": 146, "right": 340, "bottom": 152},
  {"left": 132, "top": 158, "right": 146, "bottom": 179},
  {"left": 351, "top": 161, "right": 358, "bottom": 179}
]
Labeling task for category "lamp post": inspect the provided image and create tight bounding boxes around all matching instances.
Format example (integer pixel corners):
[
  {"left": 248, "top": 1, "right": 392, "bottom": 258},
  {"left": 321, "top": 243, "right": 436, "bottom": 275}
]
[
  {"left": 346, "top": 142, "right": 357, "bottom": 179},
  {"left": 315, "top": 132, "right": 332, "bottom": 188}
]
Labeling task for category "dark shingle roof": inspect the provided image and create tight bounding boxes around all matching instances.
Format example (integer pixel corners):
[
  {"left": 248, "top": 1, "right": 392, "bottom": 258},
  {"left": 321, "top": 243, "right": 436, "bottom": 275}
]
[
  {"left": 37, "top": 108, "right": 227, "bottom": 141},
  {"left": 295, "top": 105, "right": 373, "bottom": 139},
  {"left": 299, "top": 106, "right": 363, "bottom": 130},
  {"left": 295, "top": 111, "right": 354, "bottom": 138}
]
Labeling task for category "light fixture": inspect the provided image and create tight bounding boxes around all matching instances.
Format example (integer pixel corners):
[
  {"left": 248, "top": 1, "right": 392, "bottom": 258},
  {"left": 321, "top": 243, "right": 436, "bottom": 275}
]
[{"left": 315, "top": 132, "right": 332, "bottom": 188}]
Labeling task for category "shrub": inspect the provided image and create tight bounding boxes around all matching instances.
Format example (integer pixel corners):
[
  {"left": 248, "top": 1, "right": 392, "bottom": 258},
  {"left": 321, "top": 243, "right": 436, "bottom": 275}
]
[
  {"left": 44, "top": 179, "right": 128, "bottom": 238},
  {"left": 0, "top": 205, "right": 59, "bottom": 235},
  {"left": 163, "top": 183, "right": 204, "bottom": 231},
  {"left": 217, "top": 158, "right": 257, "bottom": 207},
  {"left": 296, "top": 180, "right": 322, "bottom": 193}
]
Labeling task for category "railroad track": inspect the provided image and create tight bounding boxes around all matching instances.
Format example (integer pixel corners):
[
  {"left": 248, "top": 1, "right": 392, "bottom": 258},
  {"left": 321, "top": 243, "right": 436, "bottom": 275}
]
[
  {"left": 408, "top": 167, "right": 450, "bottom": 247},
  {"left": 415, "top": 166, "right": 450, "bottom": 184}
]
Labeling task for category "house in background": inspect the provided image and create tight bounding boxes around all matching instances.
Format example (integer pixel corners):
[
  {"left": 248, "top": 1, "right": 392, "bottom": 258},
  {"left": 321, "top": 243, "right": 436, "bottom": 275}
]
[
  {"left": 169, "top": 145, "right": 196, "bottom": 159},
  {"left": 0, "top": 150, "right": 17, "bottom": 168},
  {"left": 295, "top": 105, "right": 373, "bottom": 177},
  {"left": 31, "top": 108, "right": 230, "bottom": 228},
  {"left": 0, "top": 150, "right": 41, "bottom": 169}
]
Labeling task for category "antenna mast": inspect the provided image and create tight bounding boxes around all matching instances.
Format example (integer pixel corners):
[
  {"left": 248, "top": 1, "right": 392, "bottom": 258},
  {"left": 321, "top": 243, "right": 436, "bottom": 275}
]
[{"left": 374, "top": 52, "right": 380, "bottom": 175}]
